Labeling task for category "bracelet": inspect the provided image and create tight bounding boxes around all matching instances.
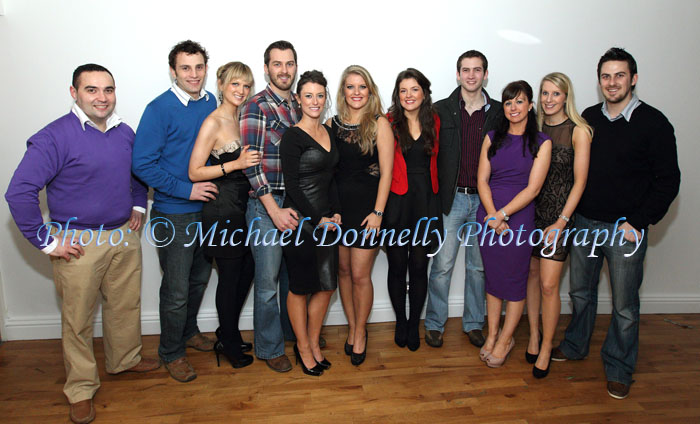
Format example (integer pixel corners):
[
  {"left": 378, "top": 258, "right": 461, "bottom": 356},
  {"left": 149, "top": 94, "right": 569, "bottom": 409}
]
[
  {"left": 500, "top": 209, "right": 509, "bottom": 222},
  {"left": 220, "top": 163, "right": 227, "bottom": 176},
  {"left": 559, "top": 214, "right": 570, "bottom": 222}
]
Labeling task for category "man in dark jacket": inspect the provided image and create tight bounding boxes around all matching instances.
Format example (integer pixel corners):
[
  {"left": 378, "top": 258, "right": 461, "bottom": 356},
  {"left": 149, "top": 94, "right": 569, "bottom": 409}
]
[{"left": 424, "top": 50, "right": 503, "bottom": 348}]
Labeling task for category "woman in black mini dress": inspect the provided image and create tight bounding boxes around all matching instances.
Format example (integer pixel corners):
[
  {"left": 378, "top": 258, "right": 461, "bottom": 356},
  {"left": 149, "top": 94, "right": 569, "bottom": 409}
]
[
  {"left": 326, "top": 65, "right": 393, "bottom": 365},
  {"left": 525, "top": 72, "right": 592, "bottom": 378},
  {"left": 385, "top": 68, "right": 442, "bottom": 351},
  {"left": 280, "top": 70, "right": 340, "bottom": 376},
  {"left": 189, "top": 62, "right": 261, "bottom": 368}
]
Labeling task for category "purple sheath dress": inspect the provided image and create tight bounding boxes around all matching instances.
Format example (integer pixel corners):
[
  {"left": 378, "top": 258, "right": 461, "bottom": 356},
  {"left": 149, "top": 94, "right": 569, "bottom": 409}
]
[{"left": 476, "top": 130, "right": 549, "bottom": 301}]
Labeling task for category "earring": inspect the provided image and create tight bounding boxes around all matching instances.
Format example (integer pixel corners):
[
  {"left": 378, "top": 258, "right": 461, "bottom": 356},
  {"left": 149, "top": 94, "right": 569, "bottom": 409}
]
[{"left": 218, "top": 93, "right": 223, "bottom": 103}]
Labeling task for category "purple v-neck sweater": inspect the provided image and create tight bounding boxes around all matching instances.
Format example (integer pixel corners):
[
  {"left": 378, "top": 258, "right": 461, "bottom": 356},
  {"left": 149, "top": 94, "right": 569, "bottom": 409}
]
[{"left": 5, "top": 113, "right": 148, "bottom": 250}]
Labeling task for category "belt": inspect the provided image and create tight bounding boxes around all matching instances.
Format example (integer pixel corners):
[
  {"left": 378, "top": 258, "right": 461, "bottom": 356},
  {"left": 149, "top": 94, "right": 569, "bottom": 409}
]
[
  {"left": 270, "top": 189, "right": 285, "bottom": 196},
  {"left": 456, "top": 186, "right": 478, "bottom": 194}
]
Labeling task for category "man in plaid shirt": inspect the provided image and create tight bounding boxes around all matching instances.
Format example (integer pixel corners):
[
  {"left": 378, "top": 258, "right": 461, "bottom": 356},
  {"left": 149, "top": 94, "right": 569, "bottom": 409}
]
[{"left": 240, "top": 40, "right": 300, "bottom": 373}]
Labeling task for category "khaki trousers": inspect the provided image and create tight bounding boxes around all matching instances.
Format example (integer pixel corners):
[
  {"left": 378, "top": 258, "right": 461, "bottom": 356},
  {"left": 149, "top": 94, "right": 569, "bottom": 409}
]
[{"left": 51, "top": 221, "right": 143, "bottom": 403}]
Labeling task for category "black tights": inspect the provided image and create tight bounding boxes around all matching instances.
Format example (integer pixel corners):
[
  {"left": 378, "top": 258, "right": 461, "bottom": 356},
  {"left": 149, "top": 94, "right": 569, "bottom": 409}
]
[
  {"left": 214, "top": 251, "right": 254, "bottom": 356},
  {"left": 386, "top": 244, "right": 430, "bottom": 339}
]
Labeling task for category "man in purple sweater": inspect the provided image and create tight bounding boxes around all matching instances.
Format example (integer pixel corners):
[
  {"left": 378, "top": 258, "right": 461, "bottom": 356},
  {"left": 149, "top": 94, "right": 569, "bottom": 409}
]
[{"left": 5, "top": 64, "right": 160, "bottom": 424}]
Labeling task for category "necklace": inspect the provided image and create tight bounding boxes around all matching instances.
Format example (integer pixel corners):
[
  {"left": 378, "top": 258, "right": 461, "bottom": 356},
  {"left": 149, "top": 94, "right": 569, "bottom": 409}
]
[{"left": 332, "top": 115, "right": 359, "bottom": 131}]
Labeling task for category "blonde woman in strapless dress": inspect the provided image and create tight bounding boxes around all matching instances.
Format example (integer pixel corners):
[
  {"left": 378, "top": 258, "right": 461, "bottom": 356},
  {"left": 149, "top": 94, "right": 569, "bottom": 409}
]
[{"left": 189, "top": 62, "right": 261, "bottom": 369}]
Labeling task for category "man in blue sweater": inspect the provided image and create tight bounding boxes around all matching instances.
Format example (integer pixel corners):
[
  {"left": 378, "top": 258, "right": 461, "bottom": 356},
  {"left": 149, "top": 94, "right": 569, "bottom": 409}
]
[
  {"left": 132, "top": 40, "right": 217, "bottom": 383},
  {"left": 552, "top": 48, "right": 681, "bottom": 400},
  {"left": 6, "top": 64, "right": 160, "bottom": 424}
]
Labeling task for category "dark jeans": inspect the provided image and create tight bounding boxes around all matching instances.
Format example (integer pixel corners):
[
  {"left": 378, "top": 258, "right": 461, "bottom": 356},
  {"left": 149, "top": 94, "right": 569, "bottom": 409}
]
[
  {"left": 558, "top": 214, "right": 648, "bottom": 385},
  {"left": 151, "top": 208, "right": 212, "bottom": 363}
]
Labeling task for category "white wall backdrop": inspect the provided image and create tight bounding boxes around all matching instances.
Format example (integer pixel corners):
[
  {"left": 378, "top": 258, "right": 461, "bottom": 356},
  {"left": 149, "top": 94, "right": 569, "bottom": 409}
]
[{"left": 1, "top": 0, "right": 698, "bottom": 340}]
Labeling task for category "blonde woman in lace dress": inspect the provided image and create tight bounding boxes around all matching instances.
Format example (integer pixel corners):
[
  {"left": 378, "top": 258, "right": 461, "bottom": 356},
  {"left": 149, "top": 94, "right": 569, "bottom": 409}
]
[
  {"left": 525, "top": 72, "right": 592, "bottom": 378},
  {"left": 188, "top": 62, "right": 261, "bottom": 369}
]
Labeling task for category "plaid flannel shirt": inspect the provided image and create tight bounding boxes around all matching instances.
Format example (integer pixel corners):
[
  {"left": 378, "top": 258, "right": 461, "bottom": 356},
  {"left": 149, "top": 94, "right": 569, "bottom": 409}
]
[{"left": 240, "top": 85, "right": 300, "bottom": 198}]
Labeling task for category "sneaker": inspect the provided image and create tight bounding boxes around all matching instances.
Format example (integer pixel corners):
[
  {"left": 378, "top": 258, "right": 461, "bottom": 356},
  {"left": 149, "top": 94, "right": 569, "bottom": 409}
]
[
  {"left": 164, "top": 357, "right": 197, "bottom": 382},
  {"left": 185, "top": 333, "right": 215, "bottom": 352},
  {"left": 425, "top": 330, "right": 443, "bottom": 348},
  {"left": 607, "top": 381, "right": 630, "bottom": 399},
  {"left": 551, "top": 347, "right": 570, "bottom": 362}
]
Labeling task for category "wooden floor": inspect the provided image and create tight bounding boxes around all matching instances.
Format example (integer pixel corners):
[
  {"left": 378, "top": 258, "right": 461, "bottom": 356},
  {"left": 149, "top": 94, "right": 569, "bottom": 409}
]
[{"left": 1, "top": 314, "right": 699, "bottom": 423}]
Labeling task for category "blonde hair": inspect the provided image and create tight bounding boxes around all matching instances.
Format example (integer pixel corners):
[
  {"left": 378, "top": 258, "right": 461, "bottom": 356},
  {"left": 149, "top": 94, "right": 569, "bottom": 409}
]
[
  {"left": 216, "top": 61, "right": 254, "bottom": 103},
  {"left": 537, "top": 72, "right": 593, "bottom": 136},
  {"left": 335, "top": 65, "right": 383, "bottom": 155}
]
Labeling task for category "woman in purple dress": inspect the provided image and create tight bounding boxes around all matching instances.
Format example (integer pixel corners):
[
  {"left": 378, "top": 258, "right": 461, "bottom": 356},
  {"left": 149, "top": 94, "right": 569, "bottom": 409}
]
[{"left": 476, "top": 80, "right": 552, "bottom": 368}]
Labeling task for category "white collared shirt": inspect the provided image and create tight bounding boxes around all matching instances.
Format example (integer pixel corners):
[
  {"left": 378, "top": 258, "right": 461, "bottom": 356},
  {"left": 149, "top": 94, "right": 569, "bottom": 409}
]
[
  {"left": 602, "top": 93, "right": 641, "bottom": 122},
  {"left": 170, "top": 81, "right": 210, "bottom": 106},
  {"left": 71, "top": 103, "right": 123, "bottom": 132}
]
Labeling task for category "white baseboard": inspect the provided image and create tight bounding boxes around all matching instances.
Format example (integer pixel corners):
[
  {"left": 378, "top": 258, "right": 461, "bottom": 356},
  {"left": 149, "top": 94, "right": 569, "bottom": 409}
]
[{"left": 3, "top": 295, "right": 700, "bottom": 341}]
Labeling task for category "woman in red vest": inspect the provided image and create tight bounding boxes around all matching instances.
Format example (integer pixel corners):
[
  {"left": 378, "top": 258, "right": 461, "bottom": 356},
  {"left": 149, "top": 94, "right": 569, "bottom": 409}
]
[{"left": 385, "top": 68, "right": 441, "bottom": 351}]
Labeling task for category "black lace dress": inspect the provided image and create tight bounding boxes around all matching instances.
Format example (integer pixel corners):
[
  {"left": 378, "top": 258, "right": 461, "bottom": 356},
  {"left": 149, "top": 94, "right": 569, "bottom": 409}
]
[
  {"left": 331, "top": 115, "right": 380, "bottom": 249},
  {"left": 533, "top": 119, "right": 575, "bottom": 261}
]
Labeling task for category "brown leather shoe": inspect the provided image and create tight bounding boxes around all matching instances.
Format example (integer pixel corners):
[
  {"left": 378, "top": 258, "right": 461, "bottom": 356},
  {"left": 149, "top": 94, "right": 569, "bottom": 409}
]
[
  {"left": 265, "top": 354, "right": 292, "bottom": 373},
  {"left": 121, "top": 357, "right": 161, "bottom": 373},
  {"left": 69, "top": 399, "right": 95, "bottom": 424},
  {"left": 185, "top": 333, "right": 215, "bottom": 352},
  {"left": 165, "top": 357, "right": 197, "bottom": 382},
  {"left": 607, "top": 381, "right": 631, "bottom": 399},
  {"left": 466, "top": 329, "right": 485, "bottom": 347},
  {"left": 425, "top": 330, "right": 443, "bottom": 348}
]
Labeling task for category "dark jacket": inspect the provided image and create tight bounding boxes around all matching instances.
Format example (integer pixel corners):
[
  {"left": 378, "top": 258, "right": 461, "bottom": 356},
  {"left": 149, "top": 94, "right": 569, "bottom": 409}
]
[{"left": 434, "top": 87, "right": 502, "bottom": 213}]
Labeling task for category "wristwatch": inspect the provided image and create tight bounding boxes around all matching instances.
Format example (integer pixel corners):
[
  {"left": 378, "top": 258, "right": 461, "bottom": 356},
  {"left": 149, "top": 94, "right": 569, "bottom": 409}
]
[
  {"left": 500, "top": 209, "right": 509, "bottom": 222},
  {"left": 373, "top": 210, "right": 384, "bottom": 217}
]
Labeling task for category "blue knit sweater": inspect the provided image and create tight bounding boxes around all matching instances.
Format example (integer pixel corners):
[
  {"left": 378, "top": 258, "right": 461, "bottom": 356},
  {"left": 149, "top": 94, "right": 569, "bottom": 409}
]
[{"left": 132, "top": 89, "right": 216, "bottom": 214}]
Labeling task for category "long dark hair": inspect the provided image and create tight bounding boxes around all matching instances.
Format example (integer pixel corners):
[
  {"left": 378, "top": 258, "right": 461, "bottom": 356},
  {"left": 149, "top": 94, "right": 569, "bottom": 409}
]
[
  {"left": 488, "top": 80, "right": 539, "bottom": 160},
  {"left": 388, "top": 68, "right": 436, "bottom": 155}
]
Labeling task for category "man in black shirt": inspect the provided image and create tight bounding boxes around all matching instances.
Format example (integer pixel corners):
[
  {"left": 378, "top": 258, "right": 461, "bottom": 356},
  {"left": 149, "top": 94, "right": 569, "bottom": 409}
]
[{"left": 553, "top": 48, "right": 681, "bottom": 400}]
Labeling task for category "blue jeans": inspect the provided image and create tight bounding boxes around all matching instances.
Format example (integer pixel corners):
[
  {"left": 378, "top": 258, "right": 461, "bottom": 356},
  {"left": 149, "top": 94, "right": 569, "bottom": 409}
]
[
  {"left": 246, "top": 194, "right": 294, "bottom": 359},
  {"left": 558, "top": 214, "right": 648, "bottom": 385},
  {"left": 425, "top": 192, "right": 485, "bottom": 333},
  {"left": 151, "top": 208, "right": 212, "bottom": 363}
]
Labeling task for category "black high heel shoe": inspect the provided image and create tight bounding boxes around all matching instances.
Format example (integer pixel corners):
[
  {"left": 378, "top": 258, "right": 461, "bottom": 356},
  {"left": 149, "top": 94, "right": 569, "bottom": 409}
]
[
  {"left": 525, "top": 330, "right": 542, "bottom": 364},
  {"left": 293, "top": 344, "right": 324, "bottom": 376},
  {"left": 344, "top": 338, "right": 353, "bottom": 356},
  {"left": 407, "top": 323, "right": 420, "bottom": 352},
  {"left": 316, "top": 358, "right": 332, "bottom": 370},
  {"left": 214, "top": 341, "right": 254, "bottom": 368},
  {"left": 351, "top": 332, "right": 367, "bottom": 366},
  {"left": 394, "top": 320, "right": 408, "bottom": 348},
  {"left": 533, "top": 355, "right": 551, "bottom": 379},
  {"left": 216, "top": 328, "right": 253, "bottom": 353}
]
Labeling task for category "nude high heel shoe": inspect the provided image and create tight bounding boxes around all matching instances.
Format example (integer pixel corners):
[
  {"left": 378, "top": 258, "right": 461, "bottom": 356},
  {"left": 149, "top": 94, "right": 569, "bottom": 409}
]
[{"left": 486, "top": 337, "right": 515, "bottom": 368}]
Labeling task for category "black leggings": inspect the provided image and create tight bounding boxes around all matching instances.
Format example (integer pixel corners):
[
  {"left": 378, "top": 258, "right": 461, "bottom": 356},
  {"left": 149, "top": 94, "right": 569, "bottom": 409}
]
[
  {"left": 386, "top": 244, "right": 430, "bottom": 328},
  {"left": 214, "top": 251, "right": 254, "bottom": 355}
]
